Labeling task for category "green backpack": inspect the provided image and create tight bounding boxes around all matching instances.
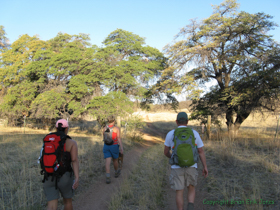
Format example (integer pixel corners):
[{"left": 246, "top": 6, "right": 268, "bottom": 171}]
[{"left": 169, "top": 127, "right": 199, "bottom": 167}]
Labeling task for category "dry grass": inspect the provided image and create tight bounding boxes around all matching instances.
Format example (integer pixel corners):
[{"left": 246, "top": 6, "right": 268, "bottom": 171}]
[
  {"left": 108, "top": 144, "right": 168, "bottom": 210},
  {"left": 1, "top": 110, "right": 280, "bottom": 209},
  {"left": 0, "top": 131, "right": 105, "bottom": 210},
  {"left": 222, "top": 122, "right": 278, "bottom": 209},
  {"left": 0, "top": 120, "right": 134, "bottom": 210},
  {"left": 196, "top": 129, "right": 280, "bottom": 209},
  {"left": 137, "top": 110, "right": 280, "bottom": 209}
]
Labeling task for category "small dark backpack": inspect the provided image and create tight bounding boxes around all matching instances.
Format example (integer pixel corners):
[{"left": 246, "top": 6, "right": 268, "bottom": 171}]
[
  {"left": 103, "top": 125, "right": 114, "bottom": 145},
  {"left": 40, "top": 131, "right": 72, "bottom": 185}
]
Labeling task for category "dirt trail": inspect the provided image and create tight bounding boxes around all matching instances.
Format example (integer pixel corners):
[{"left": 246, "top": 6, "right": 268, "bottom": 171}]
[
  {"left": 73, "top": 123, "right": 207, "bottom": 210},
  {"left": 164, "top": 133, "right": 208, "bottom": 210},
  {"left": 163, "top": 159, "right": 208, "bottom": 210},
  {"left": 73, "top": 144, "right": 149, "bottom": 210},
  {"left": 72, "top": 123, "right": 162, "bottom": 210}
]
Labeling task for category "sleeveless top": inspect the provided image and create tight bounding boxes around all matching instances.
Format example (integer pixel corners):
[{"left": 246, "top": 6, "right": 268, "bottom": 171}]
[
  {"left": 108, "top": 125, "right": 118, "bottom": 145},
  {"left": 63, "top": 144, "right": 73, "bottom": 172}
]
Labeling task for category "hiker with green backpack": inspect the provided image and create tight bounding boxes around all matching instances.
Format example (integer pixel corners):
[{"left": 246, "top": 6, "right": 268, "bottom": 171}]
[{"left": 164, "top": 112, "right": 208, "bottom": 210}]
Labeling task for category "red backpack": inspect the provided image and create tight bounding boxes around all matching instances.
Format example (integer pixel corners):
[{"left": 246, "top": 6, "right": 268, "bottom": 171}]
[{"left": 40, "top": 131, "right": 72, "bottom": 185}]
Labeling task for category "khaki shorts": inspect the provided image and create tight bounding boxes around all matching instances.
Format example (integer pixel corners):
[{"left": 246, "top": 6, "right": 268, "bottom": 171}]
[
  {"left": 43, "top": 172, "right": 74, "bottom": 201},
  {"left": 169, "top": 167, "right": 198, "bottom": 190}
]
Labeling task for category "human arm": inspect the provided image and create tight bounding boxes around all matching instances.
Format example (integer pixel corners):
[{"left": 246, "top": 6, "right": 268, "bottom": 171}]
[
  {"left": 103, "top": 126, "right": 107, "bottom": 134},
  {"left": 197, "top": 147, "right": 208, "bottom": 178},
  {"left": 70, "top": 140, "right": 79, "bottom": 189},
  {"left": 164, "top": 146, "right": 171, "bottom": 158},
  {"left": 164, "top": 130, "right": 174, "bottom": 158}
]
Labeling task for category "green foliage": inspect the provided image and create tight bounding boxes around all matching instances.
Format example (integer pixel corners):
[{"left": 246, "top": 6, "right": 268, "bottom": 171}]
[
  {"left": 86, "top": 91, "right": 134, "bottom": 120},
  {"left": 0, "top": 28, "right": 166, "bottom": 124},
  {"left": 123, "top": 115, "right": 145, "bottom": 131},
  {"left": 100, "top": 29, "right": 166, "bottom": 97},
  {"left": 162, "top": 0, "right": 280, "bottom": 130},
  {"left": 30, "top": 87, "right": 70, "bottom": 119},
  {"left": 0, "top": 81, "right": 37, "bottom": 117},
  {"left": 0, "top": 25, "right": 9, "bottom": 51},
  {"left": 0, "top": 35, "right": 46, "bottom": 87}
]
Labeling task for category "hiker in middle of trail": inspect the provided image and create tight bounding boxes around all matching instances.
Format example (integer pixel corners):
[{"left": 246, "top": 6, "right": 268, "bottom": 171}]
[
  {"left": 103, "top": 115, "right": 124, "bottom": 184},
  {"left": 164, "top": 112, "right": 208, "bottom": 210}
]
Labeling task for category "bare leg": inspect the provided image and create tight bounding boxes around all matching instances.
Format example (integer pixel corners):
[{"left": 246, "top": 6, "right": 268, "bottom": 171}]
[
  {"left": 47, "top": 199, "right": 58, "bottom": 210},
  {"left": 176, "top": 189, "right": 184, "bottom": 210},
  {"left": 113, "top": 158, "right": 118, "bottom": 171},
  {"left": 105, "top": 157, "right": 112, "bottom": 173},
  {"left": 187, "top": 185, "right": 195, "bottom": 203},
  {"left": 63, "top": 198, "right": 73, "bottom": 210}
]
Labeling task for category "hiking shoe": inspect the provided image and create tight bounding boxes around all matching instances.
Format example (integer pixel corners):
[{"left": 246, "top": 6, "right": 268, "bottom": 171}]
[
  {"left": 106, "top": 176, "right": 111, "bottom": 184},
  {"left": 115, "top": 169, "right": 121, "bottom": 178}
]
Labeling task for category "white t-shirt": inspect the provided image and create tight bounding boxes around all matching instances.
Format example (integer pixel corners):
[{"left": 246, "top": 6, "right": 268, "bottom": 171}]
[{"left": 164, "top": 126, "right": 204, "bottom": 169}]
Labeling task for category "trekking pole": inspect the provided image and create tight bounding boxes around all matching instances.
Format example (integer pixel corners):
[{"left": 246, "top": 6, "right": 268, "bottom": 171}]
[{"left": 274, "top": 114, "right": 280, "bottom": 142}]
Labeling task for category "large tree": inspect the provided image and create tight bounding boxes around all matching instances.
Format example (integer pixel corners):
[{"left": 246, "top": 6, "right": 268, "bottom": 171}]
[
  {"left": 162, "top": 0, "right": 280, "bottom": 131},
  {"left": 0, "top": 29, "right": 167, "bottom": 124},
  {"left": 0, "top": 34, "right": 49, "bottom": 123},
  {"left": 80, "top": 29, "right": 167, "bottom": 120},
  {"left": 98, "top": 29, "right": 166, "bottom": 98}
]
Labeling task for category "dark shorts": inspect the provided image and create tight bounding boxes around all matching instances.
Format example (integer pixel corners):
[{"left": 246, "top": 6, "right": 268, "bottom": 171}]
[
  {"left": 43, "top": 172, "right": 74, "bottom": 201},
  {"left": 103, "top": 144, "right": 119, "bottom": 159}
]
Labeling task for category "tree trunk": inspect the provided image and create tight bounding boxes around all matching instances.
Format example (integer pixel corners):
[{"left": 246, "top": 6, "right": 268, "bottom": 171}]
[
  {"left": 226, "top": 108, "right": 235, "bottom": 132},
  {"left": 226, "top": 107, "right": 239, "bottom": 139},
  {"left": 234, "top": 111, "right": 251, "bottom": 131}
]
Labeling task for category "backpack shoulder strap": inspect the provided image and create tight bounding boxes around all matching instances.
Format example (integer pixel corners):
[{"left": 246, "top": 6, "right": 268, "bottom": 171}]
[
  {"left": 108, "top": 125, "right": 114, "bottom": 129},
  {"left": 190, "top": 128, "right": 196, "bottom": 140},
  {"left": 172, "top": 129, "right": 176, "bottom": 142},
  {"left": 43, "top": 132, "right": 54, "bottom": 141}
]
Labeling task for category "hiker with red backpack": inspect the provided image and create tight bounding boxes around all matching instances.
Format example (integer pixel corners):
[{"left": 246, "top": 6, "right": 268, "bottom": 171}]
[
  {"left": 164, "top": 112, "right": 208, "bottom": 210},
  {"left": 103, "top": 115, "right": 124, "bottom": 184},
  {"left": 39, "top": 119, "right": 79, "bottom": 210}
]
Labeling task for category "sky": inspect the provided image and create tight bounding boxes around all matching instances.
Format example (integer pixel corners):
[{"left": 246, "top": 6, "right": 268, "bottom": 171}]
[
  {"left": 1, "top": 0, "right": 280, "bottom": 101},
  {"left": 1, "top": 0, "right": 280, "bottom": 51}
]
